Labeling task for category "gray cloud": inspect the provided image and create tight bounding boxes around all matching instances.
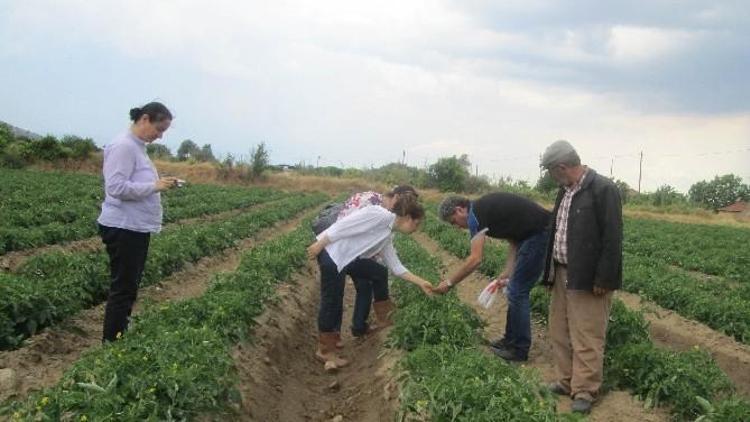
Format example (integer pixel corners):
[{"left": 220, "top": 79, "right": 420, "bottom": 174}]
[
  {"left": 436, "top": 1, "right": 750, "bottom": 113},
  {"left": 0, "top": 1, "right": 747, "bottom": 193}
]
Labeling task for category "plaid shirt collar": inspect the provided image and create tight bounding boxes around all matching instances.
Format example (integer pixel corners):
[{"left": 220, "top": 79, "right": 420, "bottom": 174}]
[
  {"left": 553, "top": 167, "right": 589, "bottom": 265},
  {"left": 564, "top": 166, "right": 589, "bottom": 194}
]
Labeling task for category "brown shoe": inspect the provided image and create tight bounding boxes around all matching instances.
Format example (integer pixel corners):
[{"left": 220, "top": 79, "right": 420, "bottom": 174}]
[
  {"left": 334, "top": 331, "right": 344, "bottom": 349},
  {"left": 316, "top": 332, "right": 349, "bottom": 372},
  {"left": 373, "top": 299, "right": 394, "bottom": 328}
]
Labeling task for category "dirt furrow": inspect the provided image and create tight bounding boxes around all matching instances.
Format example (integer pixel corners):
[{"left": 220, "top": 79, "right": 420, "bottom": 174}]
[
  {"left": 412, "top": 231, "right": 668, "bottom": 421},
  {"left": 0, "top": 209, "right": 315, "bottom": 403},
  {"left": 616, "top": 290, "right": 750, "bottom": 397},
  {"left": 230, "top": 262, "right": 400, "bottom": 422}
]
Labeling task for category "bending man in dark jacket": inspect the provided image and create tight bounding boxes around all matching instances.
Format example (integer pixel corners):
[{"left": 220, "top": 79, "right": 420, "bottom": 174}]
[
  {"left": 540, "top": 140, "right": 623, "bottom": 415},
  {"left": 435, "top": 193, "right": 550, "bottom": 362}
]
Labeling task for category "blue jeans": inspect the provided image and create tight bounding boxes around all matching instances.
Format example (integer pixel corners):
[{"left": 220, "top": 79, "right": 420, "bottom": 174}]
[
  {"left": 348, "top": 258, "right": 389, "bottom": 336},
  {"left": 502, "top": 229, "right": 548, "bottom": 358},
  {"left": 317, "top": 251, "right": 389, "bottom": 335}
]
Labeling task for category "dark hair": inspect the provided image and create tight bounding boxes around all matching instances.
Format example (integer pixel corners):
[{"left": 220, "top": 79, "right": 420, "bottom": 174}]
[
  {"left": 437, "top": 195, "right": 470, "bottom": 222},
  {"left": 129, "top": 102, "right": 173, "bottom": 123},
  {"left": 385, "top": 184, "right": 418, "bottom": 198},
  {"left": 391, "top": 194, "right": 425, "bottom": 220}
]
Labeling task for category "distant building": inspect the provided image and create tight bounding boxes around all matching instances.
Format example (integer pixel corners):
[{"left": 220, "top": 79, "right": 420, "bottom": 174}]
[
  {"left": 717, "top": 201, "right": 749, "bottom": 217},
  {"left": 271, "top": 164, "right": 298, "bottom": 172}
]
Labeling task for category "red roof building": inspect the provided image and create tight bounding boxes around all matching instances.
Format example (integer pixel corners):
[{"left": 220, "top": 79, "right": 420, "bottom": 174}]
[{"left": 717, "top": 201, "right": 749, "bottom": 214}]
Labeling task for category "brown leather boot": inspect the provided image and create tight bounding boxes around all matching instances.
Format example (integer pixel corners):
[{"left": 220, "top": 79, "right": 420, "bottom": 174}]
[
  {"left": 316, "top": 332, "right": 349, "bottom": 372},
  {"left": 373, "top": 299, "right": 394, "bottom": 328},
  {"left": 334, "top": 331, "right": 344, "bottom": 349}
]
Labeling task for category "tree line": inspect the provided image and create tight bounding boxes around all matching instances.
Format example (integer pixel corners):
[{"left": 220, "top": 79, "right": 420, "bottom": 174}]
[
  {"left": 302, "top": 153, "right": 748, "bottom": 211},
  {"left": 2, "top": 122, "right": 746, "bottom": 211}
]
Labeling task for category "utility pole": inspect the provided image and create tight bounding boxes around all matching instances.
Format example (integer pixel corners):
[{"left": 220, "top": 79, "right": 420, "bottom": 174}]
[
  {"left": 475, "top": 164, "right": 479, "bottom": 177},
  {"left": 402, "top": 150, "right": 406, "bottom": 165},
  {"left": 610, "top": 157, "right": 614, "bottom": 178},
  {"left": 316, "top": 155, "right": 321, "bottom": 168},
  {"left": 638, "top": 151, "right": 643, "bottom": 193}
]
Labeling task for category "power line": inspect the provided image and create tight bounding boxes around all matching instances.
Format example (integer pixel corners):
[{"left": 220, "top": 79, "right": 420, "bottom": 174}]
[{"left": 650, "top": 148, "right": 750, "bottom": 159}]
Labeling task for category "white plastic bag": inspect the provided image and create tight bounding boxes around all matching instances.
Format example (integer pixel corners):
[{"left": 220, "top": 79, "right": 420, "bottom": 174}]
[{"left": 477, "top": 278, "right": 509, "bottom": 309}]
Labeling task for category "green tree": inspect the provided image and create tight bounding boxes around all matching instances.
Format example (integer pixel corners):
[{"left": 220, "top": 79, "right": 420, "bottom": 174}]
[
  {"left": 61, "top": 135, "right": 99, "bottom": 159},
  {"left": 29, "top": 136, "right": 69, "bottom": 161},
  {"left": 147, "top": 143, "right": 173, "bottom": 160},
  {"left": 0, "top": 123, "right": 13, "bottom": 150},
  {"left": 198, "top": 144, "right": 216, "bottom": 162},
  {"left": 651, "top": 184, "right": 685, "bottom": 206},
  {"left": 250, "top": 142, "right": 269, "bottom": 180},
  {"left": 176, "top": 139, "right": 199, "bottom": 161},
  {"left": 613, "top": 179, "right": 631, "bottom": 204},
  {"left": 689, "top": 174, "right": 750, "bottom": 210},
  {"left": 464, "top": 175, "right": 491, "bottom": 193},
  {"left": 535, "top": 171, "right": 558, "bottom": 194},
  {"left": 428, "top": 155, "right": 470, "bottom": 192}
]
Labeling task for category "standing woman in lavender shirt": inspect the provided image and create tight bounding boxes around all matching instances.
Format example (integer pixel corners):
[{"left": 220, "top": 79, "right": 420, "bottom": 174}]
[{"left": 97, "top": 102, "right": 180, "bottom": 342}]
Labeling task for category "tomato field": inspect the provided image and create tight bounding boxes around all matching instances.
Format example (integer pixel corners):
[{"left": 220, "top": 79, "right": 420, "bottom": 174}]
[{"left": 0, "top": 168, "right": 749, "bottom": 421}]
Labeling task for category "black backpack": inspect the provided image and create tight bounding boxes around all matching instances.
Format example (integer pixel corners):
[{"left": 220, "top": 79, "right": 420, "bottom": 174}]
[{"left": 311, "top": 202, "right": 345, "bottom": 235}]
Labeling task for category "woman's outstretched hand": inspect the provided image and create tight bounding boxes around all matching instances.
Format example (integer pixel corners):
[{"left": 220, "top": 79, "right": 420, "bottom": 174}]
[
  {"left": 420, "top": 281, "right": 435, "bottom": 297},
  {"left": 307, "top": 242, "right": 323, "bottom": 260}
]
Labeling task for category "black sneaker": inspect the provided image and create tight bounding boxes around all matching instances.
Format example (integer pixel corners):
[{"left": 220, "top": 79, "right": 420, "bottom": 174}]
[
  {"left": 571, "top": 398, "right": 592, "bottom": 414},
  {"left": 491, "top": 345, "right": 527, "bottom": 362},
  {"left": 489, "top": 337, "right": 509, "bottom": 349},
  {"left": 546, "top": 382, "right": 570, "bottom": 396}
]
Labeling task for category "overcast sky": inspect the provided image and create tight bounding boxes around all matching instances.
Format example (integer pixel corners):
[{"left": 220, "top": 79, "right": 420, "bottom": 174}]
[{"left": 1, "top": 0, "right": 748, "bottom": 192}]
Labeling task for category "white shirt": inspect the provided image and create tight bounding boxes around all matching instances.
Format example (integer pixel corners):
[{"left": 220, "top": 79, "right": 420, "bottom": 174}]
[{"left": 318, "top": 206, "right": 408, "bottom": 276}]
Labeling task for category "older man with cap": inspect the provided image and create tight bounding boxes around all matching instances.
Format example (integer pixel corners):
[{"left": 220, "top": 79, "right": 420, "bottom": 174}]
[{"left": 540, "top": 140, "right": 623, "bottom": 414}]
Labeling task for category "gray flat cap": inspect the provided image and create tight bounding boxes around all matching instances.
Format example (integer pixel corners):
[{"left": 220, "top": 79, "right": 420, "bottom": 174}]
[{"left": 540, "top": 140, "right": 579, "bottom": 168}]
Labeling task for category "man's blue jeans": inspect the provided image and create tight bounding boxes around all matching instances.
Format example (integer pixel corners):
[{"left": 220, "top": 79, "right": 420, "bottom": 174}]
[{"left": 502, "top": 229, "right": 548, "bottom": 358}]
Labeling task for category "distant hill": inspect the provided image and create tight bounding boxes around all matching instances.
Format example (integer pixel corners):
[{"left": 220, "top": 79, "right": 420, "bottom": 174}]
[{"left": 0, "top": 120, "right": 42, "bottom": 140}]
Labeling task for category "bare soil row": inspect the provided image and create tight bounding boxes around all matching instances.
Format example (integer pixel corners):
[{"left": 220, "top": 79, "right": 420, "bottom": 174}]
[{"left": 0, "top": 209, "right": 313, "bottom": 403}]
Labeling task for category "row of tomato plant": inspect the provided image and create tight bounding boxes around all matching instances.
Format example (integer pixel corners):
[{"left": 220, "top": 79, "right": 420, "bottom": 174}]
[
  {"left": 1, "top": 217, "right": 318, "bottom": 420},
  {"left": 421, "top": 211, "right": 750, "bottom": 421},
  {"left": 0, "top": 168, "right": 289, "bottom": 254},
  {"left": 0, "top": 193, "right": 327, "bottom": 350},
  {"left": 623, "top": 252, "right": 750, "bottom": 345},
  {"left": 389, "top": 234, "right": 566, "bottom": 421},
  {"left": 623, "top": 217, "right": 750, "bottom": 283}
]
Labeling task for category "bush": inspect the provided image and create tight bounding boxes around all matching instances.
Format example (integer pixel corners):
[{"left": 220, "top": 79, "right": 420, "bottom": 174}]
[
  {"left": 428, "top": 155, "right": 470, "bottom": 192},
  {"left": 400, "top": 345, "right": 558, "bottom": 421},
  {"left": 27, "top": 136, "right": 70, "bottom": 161},
  {"left": 250, "top": 142, "right": 269, "bottom": 180},
  {"left": 60, "top": 136, "right": 99, "bottom": 159},
  {"left": 606, "top": 343, "right": 732, "bottom": 419},
  {"left": 0, "top": 148, "right": 26, "bottom": 168}
]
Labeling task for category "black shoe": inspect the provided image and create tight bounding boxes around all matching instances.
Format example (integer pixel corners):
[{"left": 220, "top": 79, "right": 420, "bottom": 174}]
[
  {"left": 489, "top": 337, "right": 509, "bottom": 349},
  {"left": 546, "top": 382, "right": 570, "bottom": 396},
  {"left": 571, "top": 398, "right": 592, "bottom": 414},
  {"left": 351, "top": 323, "right": 372, "bottom": 337},
  {"left": 491, "top": 345, "right": 527, "bottom": 362}
]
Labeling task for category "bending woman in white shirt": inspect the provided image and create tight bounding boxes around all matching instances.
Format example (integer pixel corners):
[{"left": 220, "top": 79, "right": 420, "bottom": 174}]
[{"left": 307, "top": 194, "right": 433, "bottom": 371}]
